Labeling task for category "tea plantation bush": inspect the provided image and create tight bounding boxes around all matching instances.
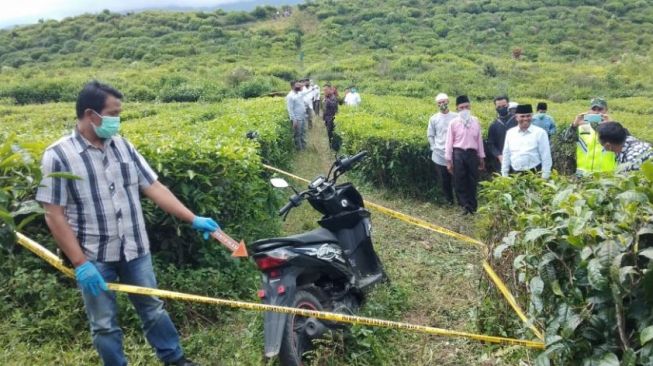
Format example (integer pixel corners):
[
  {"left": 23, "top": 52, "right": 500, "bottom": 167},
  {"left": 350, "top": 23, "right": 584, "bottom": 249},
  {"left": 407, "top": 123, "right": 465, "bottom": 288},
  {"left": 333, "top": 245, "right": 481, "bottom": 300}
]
[
  {"left": 477, "top": 167, "right": 653, "bottom": 365},
  {"left": 0, "top": 97, "right": 293, "bottom": 340}
]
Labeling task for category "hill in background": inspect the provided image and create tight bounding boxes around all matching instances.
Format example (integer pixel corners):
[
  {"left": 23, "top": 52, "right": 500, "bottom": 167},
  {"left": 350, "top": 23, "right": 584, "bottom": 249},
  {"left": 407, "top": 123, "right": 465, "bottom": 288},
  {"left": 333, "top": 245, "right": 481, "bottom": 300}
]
[{"left": 0, "top": 0, "right": 652, "bottom": 104}]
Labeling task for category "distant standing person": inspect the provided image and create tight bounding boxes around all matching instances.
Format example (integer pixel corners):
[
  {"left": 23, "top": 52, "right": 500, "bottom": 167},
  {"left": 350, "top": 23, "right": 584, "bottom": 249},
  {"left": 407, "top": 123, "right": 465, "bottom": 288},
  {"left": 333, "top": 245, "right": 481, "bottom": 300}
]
[
  {"left": 486, "top": 95, "right": 517, "bottom": 173},
  {"left": 508, "top": 101, "right": 518, "bottom": 117},
  {"left": 598, "top": 121, "right": 653, "bottom": 172},
  {"left": 323, "top": 85, "right": 339, "bottom": 144},
  {"left": 427, "top": 93, "right": 458, "bottom": 205},
  {"left": 445, "top": 95, "right": 486, "bottom": 215},
  {"left": 287, "top": 81, "right": 307, "bottom": 150},
  {"left": 344, "top": 87, "right": 361, "bottom": 106},
  {"left": 285, "top": 81, "right": 296, "bottom": 126},
  {"left": 311, "top": 80, "right": 321, "bottom": 116},
  {"left": 562, "top": 97, "right": 617, "bottom": 175},
  {"left": 301, "top": 79, "right": 315, "bottom": 129},
  {"left": 531, "top": 102, "right": 557, "bottom": 137},
  {"left": 501, "top": 104, "right": 552, "bottom": 179}
]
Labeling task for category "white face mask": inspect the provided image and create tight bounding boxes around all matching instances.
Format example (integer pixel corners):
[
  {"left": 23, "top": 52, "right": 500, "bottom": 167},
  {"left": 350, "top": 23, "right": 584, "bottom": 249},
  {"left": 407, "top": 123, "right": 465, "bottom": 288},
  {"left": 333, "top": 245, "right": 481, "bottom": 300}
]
[{"left": 459, "top": 109, "right": 471, "bottom": 121}]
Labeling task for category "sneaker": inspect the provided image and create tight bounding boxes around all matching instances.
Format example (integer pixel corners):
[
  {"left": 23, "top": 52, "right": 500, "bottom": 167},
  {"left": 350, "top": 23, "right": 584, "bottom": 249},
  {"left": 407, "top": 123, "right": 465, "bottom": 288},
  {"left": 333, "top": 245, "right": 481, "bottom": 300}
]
[{"left": 165, "top": 357, "right": 198, "bottom": 366}]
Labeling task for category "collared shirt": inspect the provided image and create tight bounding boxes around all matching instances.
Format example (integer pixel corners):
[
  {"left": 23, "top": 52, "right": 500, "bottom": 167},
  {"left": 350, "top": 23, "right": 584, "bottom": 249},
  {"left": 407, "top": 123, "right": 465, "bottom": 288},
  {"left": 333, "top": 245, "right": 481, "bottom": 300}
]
[
  {"left": 312, "top": 85, "right": 320, "bottom": 102},
  {"left": 616, "top": 136, "right": 653, "bottom": 172},
  {"left": 344, "top": 92, "right": 361, "bottom": 106},
  {"left": 301, "top": 86, "right": 314, "bottom": 111},
  {"left": 501, "top": 125, "right": 552, "bottom": 179},
  {"left": 486, "top": 115, "right": 517, "bottom": 158},
  {"left": 36, "top": 128, "right": 158, "bottom": 262},
  {"left": 444, "top": 115, "right": 486, "bottom": 161},
  {"left": 427, "top": 111, "right": 458, "bottom": 166},
  {"left": 286, "top": 90, "right": 306, "bottom": 121},
  {"left": 531, "top": 113, "right": 557, "bottom": 136}
]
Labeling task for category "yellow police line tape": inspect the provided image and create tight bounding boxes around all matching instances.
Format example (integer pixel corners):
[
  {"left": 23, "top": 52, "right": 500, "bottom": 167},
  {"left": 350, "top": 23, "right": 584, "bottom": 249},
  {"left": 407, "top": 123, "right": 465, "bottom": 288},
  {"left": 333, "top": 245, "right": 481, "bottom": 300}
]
[
  {"left": 15, "top": 232, "right": 544, "bottom": 349},
  {"left": 262, "top": 163, "right": 545, "bottom": 341}
]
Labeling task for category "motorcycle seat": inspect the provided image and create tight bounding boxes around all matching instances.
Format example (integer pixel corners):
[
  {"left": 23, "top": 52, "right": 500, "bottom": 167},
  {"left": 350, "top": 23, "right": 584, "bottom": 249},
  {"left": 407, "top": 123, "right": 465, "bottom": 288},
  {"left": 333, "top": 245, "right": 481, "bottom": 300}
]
[{"left": 252, "top": 228, "right": 338, "bottom": 252}]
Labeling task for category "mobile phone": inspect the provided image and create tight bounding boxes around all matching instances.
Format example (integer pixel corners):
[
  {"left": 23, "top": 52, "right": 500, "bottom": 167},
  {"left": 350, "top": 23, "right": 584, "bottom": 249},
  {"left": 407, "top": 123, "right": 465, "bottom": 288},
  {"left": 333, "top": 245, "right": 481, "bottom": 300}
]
[{"left": 583, "top": 114, "right": 602, "bottom": 123}]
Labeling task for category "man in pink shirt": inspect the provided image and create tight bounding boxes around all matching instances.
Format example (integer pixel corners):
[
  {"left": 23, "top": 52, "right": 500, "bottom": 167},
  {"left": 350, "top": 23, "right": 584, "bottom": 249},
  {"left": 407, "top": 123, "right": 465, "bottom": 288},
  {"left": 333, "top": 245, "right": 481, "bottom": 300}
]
[{"left": 445, "top": 95, "right": 486, "bottom": 214}]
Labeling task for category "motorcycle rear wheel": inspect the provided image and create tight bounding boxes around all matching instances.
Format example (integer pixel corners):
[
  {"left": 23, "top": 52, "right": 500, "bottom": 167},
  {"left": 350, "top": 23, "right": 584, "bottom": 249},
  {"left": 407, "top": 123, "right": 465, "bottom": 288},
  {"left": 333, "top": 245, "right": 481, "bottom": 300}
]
[{"left": 278, "top": 290, "right": 324, "bottom": 366}]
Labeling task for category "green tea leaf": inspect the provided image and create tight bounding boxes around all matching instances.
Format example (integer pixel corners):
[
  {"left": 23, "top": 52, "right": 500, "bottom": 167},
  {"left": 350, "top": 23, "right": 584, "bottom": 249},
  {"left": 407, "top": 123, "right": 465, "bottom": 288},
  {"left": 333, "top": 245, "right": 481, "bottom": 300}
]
[
  {"left": 641, "top": 326, "right": 653, "bottom": 345},
  {"left": 641, "top": 161, "right": 653, "bottom": 182},
  {"left": 525, "top": 228, "right": 553, "bottom": 243},
  {"left": 587, "top": 258, "right": 607, "bottom": 290}
]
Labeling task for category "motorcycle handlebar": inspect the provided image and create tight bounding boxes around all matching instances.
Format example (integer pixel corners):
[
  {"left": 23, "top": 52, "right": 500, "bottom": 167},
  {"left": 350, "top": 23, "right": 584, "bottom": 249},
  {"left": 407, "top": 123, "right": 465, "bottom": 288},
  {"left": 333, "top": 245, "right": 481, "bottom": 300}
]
[
  {"left": 336, "top": 151, "right": 368, "bottom": 173},
  {"left": 279, "top": 193, "right": 304, "bottom": 216},
  {"left": 278, "top": 201, "right": 294, "bottom": 216}
]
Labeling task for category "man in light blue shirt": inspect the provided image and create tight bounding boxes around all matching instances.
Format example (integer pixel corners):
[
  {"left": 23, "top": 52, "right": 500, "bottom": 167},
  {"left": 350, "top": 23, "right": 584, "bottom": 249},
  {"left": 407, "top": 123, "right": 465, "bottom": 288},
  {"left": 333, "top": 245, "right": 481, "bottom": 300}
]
[
  {"left": 501, "top": 104, "right": 552, "bottom": 179},
  {"left": 531, "top": 102, "right": 556, "bottom": 137},
  {"left": 285, "top": 80, "right": 308, "bottom": 150}
]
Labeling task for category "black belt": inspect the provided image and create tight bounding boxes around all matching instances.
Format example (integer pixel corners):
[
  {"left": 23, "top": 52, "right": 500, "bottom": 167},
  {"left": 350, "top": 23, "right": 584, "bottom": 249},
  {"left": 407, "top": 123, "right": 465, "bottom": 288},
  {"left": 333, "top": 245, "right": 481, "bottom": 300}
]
[{"left": 509, "top": 164, "right": 542, "bottom": 174}]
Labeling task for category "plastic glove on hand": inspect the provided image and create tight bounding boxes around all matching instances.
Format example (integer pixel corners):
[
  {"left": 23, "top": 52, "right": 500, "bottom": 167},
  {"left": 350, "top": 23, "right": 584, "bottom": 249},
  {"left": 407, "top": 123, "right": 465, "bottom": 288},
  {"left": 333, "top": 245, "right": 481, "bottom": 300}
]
[
  {"left": 75, "top": 261, "right": 108, "bottom": 297},
  {"left": 192, "top": 216, "right": 220, "bottom": 240}
]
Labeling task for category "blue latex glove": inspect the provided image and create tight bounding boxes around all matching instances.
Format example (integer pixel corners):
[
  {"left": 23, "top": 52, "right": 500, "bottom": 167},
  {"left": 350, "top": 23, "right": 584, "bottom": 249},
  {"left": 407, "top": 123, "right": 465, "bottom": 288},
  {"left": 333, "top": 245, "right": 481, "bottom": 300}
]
[
  {"left": 192, "top": 216, "right": 220, "bottom": 240},
  {"left": 75, "top": 261, "right": 108, "bottom": 297}
]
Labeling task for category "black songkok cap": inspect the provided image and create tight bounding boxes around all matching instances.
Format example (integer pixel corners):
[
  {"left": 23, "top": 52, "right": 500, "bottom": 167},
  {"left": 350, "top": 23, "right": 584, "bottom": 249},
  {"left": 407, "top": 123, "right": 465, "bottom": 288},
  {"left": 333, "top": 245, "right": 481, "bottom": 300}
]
[{"left": 515, "top": 104, "right": 533, "bottom": 114}]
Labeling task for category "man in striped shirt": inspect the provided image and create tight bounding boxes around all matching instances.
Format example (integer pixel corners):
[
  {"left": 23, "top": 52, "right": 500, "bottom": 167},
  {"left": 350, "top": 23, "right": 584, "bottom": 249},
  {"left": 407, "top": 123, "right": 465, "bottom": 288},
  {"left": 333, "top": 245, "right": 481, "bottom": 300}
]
[{"left": 36, "top": 81, "right": 217, "bottom": 366}]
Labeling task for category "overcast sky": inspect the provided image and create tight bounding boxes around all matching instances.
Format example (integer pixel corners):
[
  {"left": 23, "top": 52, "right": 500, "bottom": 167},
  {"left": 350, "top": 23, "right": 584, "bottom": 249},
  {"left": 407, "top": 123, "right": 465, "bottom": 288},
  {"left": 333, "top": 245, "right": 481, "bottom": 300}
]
[{"left": 0, "top": 0, "right": 249, "bottom": 27}]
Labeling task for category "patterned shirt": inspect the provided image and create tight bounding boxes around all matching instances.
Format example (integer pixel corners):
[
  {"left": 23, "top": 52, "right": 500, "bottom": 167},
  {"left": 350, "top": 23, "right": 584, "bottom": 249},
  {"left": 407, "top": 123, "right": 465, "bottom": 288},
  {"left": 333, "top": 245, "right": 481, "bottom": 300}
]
[
  {"left": 36, "top": 128, "right": 158, "bottom": 262},
  {"left": 616, "top": 136, "right": 653, "bottom": 172}
]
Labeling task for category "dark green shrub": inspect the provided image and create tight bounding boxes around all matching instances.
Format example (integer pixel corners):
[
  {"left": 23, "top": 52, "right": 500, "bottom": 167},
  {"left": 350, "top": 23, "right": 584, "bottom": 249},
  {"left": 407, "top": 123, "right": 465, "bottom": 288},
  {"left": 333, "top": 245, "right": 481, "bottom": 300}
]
[{"left": 477, "top": 166, "right": 653, "bottom": 364}]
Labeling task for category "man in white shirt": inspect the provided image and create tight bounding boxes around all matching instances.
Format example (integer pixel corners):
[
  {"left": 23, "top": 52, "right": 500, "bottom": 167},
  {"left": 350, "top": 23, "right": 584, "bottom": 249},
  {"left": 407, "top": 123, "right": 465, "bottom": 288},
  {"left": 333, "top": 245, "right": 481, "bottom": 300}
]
[
  {"left": 501, "top": 104, "right": 552, "bottom": 179},
  {"left": 310, "top": 80, "right": 321, "bottom": 115},
  {"left": 427, "top": 92, "right": 458, "bottom": 204},
  {"left": 299, "top": 79, "right": 314, "bottom": 129},
  {"left": 344, "top": 87, "right": 361, "bottom": 106}
]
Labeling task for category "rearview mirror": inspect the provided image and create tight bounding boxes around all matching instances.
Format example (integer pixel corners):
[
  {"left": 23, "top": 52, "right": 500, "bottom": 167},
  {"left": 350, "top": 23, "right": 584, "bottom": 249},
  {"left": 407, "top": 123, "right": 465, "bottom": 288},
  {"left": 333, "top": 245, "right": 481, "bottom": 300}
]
[{"left": 270, "top": 178, "right": 289, "bottom": 188}]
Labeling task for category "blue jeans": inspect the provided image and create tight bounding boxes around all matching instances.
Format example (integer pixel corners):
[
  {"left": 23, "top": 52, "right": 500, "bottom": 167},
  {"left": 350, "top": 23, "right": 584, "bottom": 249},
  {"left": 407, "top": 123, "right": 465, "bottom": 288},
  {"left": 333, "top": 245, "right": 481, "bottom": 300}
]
[{"left": 81, "top": 254, "right": 183, "bottom": 366}]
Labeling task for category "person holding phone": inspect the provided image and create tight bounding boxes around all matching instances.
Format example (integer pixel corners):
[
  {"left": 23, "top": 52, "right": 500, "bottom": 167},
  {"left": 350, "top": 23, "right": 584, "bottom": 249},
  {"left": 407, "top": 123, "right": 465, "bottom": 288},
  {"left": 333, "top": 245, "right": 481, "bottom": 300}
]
[{"left": 562, "top": 97, "right": 617, "bottom": 175}]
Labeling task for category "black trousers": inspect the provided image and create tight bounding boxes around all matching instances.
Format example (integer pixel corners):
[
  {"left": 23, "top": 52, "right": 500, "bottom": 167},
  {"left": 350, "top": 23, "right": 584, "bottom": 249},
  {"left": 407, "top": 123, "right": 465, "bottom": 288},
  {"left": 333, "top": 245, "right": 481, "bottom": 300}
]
[
  {"left": 324, "top": 117, "right": 335, "bottom": 141},
  {"left": 453, "top": 148, "right": 480, "bottom": 213},
  {"left": 435, "top": 163, "right": 454, "bottom": 204},
  {"left": 313, "top": 100, "right": 321, "bottom": 115}
]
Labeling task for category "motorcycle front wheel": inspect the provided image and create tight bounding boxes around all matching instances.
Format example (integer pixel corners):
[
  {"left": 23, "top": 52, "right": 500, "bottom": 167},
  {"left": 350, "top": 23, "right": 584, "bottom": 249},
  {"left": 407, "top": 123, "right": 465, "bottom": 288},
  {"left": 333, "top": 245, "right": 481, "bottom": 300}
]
[{"left": 278, "top": 290, "right": 325, "bottom": 366}]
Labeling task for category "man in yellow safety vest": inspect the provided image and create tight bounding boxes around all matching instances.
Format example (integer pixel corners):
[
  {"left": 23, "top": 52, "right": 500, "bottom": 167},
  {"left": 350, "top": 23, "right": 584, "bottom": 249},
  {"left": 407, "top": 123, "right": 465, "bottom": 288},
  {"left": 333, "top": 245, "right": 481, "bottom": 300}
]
[{"left": 562, "top": 97, "right": 617, "bottom": 175}]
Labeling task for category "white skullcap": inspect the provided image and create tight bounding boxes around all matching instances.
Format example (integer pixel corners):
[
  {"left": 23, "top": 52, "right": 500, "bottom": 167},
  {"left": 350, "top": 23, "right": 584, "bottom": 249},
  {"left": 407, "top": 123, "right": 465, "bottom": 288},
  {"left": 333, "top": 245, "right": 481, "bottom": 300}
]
[
  {"left": 508, "top": 102, "right": 518, "bottom": 109},
  {"left": 435, "top": 93, "right": 449, "bottom": 102}
]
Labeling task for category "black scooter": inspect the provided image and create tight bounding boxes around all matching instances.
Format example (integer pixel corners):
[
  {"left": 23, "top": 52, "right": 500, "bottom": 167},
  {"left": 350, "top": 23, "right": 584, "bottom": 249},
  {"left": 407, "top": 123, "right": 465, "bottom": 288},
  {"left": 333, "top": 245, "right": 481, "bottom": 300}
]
[{"left": 251, "top": 151, "right": 387, "bottom": 366}]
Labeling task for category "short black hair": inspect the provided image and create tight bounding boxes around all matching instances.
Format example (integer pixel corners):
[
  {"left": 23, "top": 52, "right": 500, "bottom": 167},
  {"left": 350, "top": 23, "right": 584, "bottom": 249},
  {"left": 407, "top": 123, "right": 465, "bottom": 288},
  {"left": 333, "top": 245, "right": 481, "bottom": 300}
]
[
  {"left": 598, "top": 121, "right": 628, "bottom": 145},
  {"left": 289, "top": 80, "right": 296, "bottom": 87},
  {"left": 493, "top": 95, "right": 509, "bottom": 104},
  {"left": 76, "top": 80, "right": 123, "bottom": 119}
]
